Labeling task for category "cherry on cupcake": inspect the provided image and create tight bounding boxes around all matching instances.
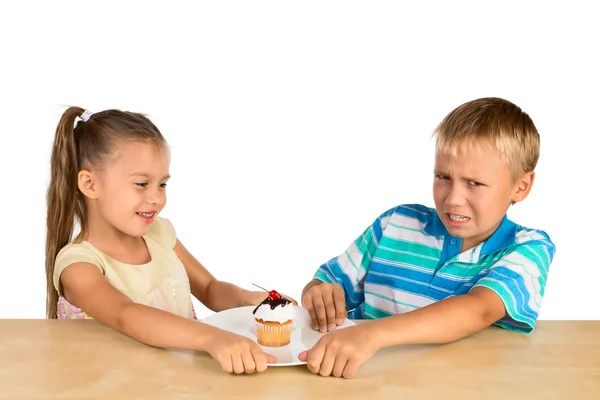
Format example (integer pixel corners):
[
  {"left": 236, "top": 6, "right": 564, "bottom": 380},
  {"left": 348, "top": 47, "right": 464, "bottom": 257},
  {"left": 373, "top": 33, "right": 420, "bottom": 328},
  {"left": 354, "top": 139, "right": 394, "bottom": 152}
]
[{"left": 252, "top": 283, "right": 282, "bottom": 300}]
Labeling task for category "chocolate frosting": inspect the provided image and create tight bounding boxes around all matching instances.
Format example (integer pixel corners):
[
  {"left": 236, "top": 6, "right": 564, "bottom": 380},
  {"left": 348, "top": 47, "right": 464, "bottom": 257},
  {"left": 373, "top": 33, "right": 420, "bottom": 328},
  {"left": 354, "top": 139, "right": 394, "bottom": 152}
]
[{"left": 252, "top": 296, "right": 292, "bottom": 314}]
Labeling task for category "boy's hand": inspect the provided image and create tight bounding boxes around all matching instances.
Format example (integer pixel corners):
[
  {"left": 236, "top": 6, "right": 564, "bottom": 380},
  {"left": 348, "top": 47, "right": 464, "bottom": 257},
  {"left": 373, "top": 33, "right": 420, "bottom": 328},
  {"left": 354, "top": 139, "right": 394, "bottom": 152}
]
[
  {"left": 302, "top": 282, "right": 347, "bottom": 332},
  {"left": 298, "top": 324, "right": 379, "bottom": 378},
  {"left": 204, "top": 329, "right": 276, "bottom": 374}
]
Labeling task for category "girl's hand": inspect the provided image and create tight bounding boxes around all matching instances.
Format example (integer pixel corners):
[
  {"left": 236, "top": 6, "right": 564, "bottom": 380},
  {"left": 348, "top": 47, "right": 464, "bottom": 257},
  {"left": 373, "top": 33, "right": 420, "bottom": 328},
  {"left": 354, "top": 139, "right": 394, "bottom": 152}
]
[{"left": 204, "top": 328, "right": 276, "bottom": 374}]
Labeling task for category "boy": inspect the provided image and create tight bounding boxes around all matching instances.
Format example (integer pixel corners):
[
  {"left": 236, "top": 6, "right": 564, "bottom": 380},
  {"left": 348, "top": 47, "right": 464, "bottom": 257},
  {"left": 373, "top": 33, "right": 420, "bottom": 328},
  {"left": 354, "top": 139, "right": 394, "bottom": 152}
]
[{"left": 298, "top": 97, "right": 555, "bottom": 378}]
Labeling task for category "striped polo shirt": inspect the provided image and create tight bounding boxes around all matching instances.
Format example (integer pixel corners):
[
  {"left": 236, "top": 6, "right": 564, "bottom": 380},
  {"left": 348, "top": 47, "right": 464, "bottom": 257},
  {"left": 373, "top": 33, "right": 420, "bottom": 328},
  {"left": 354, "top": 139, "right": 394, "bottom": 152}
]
[{"left": 314, "top": 204, "right": 555, "bottom": 333}]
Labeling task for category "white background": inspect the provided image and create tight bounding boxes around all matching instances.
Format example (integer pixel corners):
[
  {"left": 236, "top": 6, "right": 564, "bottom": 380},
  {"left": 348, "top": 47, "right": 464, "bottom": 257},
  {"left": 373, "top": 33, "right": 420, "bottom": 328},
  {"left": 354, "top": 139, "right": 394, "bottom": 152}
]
[{"left": 1, "top": 1, "right": 598, "bottom": 320}]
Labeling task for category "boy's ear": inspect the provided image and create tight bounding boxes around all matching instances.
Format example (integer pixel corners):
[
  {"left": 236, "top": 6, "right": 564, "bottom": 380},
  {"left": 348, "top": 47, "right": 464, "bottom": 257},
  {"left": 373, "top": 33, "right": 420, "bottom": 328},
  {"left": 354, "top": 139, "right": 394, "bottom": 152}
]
[
  {"left": 78, "top": 170, "right": 99, "bottom": 200},
  {"left": 512, "top": 171, "right": 535, "bottom": 203}
]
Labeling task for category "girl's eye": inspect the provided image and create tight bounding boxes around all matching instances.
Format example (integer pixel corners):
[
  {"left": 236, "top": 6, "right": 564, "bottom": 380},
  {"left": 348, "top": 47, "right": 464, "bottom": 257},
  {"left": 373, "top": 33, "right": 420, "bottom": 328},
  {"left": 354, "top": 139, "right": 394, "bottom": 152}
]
[
  {"left": 435, "top": 175, "right": 450, "bottom": 180},
  {"left": 467, "top": 180, "right": 483, "bottom": 187},
  {"left": 160, "top": 183, "right": 168, "bottom": 188},
  {"left": 135, "top": 183, "right": 148, "bottom": 188}
]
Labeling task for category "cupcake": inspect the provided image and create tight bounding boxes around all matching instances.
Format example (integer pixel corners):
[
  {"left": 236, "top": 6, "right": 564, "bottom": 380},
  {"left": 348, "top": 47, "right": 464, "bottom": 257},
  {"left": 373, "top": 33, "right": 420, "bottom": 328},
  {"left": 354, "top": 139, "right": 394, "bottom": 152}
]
[{"left": 252, "top": 291, "right": 295, "bottom": 347}]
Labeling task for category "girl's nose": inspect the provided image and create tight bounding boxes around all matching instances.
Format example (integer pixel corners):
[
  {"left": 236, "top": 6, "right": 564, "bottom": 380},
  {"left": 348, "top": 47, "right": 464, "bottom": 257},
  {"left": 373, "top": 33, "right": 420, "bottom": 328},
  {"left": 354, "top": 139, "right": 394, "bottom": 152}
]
[{"left": 146, "top": 188, "right": 164, "bottom": 206}]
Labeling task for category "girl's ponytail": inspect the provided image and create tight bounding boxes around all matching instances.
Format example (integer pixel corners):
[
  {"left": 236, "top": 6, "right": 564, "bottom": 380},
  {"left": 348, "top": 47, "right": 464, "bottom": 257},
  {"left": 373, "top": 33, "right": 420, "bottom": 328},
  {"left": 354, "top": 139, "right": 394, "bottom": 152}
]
[{"left": 45, "top": 106, "right": 85, "bottom": 319}]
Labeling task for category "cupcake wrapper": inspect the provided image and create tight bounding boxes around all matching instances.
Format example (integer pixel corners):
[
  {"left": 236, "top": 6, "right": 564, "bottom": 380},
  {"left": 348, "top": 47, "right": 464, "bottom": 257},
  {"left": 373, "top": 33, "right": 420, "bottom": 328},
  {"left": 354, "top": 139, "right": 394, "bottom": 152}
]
[{"left": 255, "top": 320, "right": 293, "bottom": 347}]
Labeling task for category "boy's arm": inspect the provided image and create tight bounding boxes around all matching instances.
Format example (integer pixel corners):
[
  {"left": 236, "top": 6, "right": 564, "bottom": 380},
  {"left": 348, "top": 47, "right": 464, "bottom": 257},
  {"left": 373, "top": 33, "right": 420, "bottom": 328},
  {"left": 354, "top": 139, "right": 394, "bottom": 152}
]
[
  {"left": 376, "top": 231, "right": 555, "bottom": 346},
  {"left": 372, "top": 229, "right": 554, "bottom": 346},
  {"left": 302, "top": 208, "right": 394, "bottom": 330},
  {"left": 300, "top": 231, "right": 555, "bottom": 378},
  {"left": 368, "top": 287, "right": 505, "bottom": 347},
  {"left": 299, "top": 287, "right": 506, "bottom": 378}
]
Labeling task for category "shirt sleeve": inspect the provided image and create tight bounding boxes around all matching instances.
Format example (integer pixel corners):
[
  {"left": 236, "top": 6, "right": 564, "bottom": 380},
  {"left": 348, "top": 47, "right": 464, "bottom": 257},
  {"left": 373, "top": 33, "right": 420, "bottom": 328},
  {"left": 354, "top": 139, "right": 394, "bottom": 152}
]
[
  {"left": 313, "top": 208, "right": 394, "bottom": 312},
  {"left": 473, "top": 230, "right": 555, "bottom": 333},
  {"left": 53, "top": 244, "right": 105, "bottom": 296}
]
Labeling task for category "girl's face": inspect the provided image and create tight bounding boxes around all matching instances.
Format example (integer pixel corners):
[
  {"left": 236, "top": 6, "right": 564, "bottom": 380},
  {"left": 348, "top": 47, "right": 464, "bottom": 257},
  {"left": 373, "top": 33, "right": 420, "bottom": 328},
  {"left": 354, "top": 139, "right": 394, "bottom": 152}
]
[{"left": 93, "top": 140, "right": 170, "bottom": 238}]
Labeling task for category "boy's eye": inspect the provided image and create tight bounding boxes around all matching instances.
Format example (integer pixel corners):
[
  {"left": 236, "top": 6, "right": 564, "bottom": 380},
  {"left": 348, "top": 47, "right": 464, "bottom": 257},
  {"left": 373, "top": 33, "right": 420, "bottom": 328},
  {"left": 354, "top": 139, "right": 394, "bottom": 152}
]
[
  {"left": 435, "top": 174, "right": 450, "bottom": 180},
  {"left": 467, "top": 180, "right": 483, "bottom": 187},
  {"left": 160, "top": 183, "right": 168, "bottom": 188}
]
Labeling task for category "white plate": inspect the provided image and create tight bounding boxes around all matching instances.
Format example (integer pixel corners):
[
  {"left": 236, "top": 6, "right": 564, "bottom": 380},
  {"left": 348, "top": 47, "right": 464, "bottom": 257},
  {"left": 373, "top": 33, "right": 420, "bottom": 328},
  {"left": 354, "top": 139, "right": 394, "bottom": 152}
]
[{"left": 201, "top": 306, "right": 355, "bottom": 366}]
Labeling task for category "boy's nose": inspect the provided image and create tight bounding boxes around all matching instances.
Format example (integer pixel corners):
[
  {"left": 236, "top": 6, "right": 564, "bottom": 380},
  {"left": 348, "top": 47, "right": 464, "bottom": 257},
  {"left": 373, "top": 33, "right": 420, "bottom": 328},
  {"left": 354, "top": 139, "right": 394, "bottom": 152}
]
[{"left": 445, "top": 185, "right": 466, "bottom": 206}]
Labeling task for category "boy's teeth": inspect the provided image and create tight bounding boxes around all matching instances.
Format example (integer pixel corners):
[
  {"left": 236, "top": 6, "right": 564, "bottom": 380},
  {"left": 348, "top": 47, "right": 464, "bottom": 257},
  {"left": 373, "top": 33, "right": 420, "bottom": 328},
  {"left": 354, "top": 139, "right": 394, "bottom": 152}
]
[
  {"left": 449, "top": 214, "right": 469, "bottom": 221},
  {"left": 138, "top": 212, "right": 154, "bottom": 218}
]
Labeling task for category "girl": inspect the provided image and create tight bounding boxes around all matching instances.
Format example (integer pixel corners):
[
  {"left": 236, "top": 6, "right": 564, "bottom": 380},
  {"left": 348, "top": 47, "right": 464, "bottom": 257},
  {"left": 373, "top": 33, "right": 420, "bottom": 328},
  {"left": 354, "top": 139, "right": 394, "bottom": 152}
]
[{"left": 45, "top": 106, "right": 285, "bottom": 374}]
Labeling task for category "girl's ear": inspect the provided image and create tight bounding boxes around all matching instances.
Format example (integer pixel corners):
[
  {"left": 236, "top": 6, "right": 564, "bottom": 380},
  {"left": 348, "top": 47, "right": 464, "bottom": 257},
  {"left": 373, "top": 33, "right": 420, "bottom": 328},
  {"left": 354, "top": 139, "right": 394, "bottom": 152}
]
[{"left": 78, "top": 170, "right": 99, "bottom": 200}]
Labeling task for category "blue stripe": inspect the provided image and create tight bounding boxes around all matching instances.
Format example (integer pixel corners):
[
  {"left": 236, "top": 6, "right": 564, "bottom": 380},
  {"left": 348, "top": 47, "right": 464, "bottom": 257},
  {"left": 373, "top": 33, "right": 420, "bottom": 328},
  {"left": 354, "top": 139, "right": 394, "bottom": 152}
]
[
  {"left": 437, "top": 236, "right": 462, "bottom": 267},
  {"left": 365, "top": 279, "right": 438, "bottom": 302},
  {"left": 371, "top": 215, "right": 384, "bottom": 240},
  {"left": 369, "top": 262, "right": 487, "bottom": 297},
  {"left": 317, "top": 258, "right": 365, "bottom": 309},
  {"left": 348, "top": 304, "right": 364, "bottom": 319},
  {"left": 427, "top": 284, "right": 470, "bottom": 298},
  {"left": 370, "top": 259, "right": 435, "bottom": 284},
  {"left": 393, "top": 204, "right": 434, "bottom": 224},
  {"left": 366, "top": 270, "right": 432, "bottom": 297}
]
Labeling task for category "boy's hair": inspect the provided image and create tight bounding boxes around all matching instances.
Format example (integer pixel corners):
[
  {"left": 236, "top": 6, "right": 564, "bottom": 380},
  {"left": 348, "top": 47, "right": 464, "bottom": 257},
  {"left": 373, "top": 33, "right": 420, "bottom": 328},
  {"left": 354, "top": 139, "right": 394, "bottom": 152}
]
[
  {"left": 433, "top": 97, "right": 540, "bottom": 181},
  {"left": 45, "top": 107, "right": 166, "bottom": 319}
]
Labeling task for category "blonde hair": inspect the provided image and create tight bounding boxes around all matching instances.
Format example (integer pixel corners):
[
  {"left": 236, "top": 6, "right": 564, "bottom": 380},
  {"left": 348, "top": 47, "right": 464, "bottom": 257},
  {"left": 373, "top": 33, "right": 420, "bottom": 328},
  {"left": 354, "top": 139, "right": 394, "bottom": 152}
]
[
  {"left": 45, "top": 107, "right": 166, "bottom": 319},
  {"left": 433, "top": 97, "right": 540, "bottom": 181}
]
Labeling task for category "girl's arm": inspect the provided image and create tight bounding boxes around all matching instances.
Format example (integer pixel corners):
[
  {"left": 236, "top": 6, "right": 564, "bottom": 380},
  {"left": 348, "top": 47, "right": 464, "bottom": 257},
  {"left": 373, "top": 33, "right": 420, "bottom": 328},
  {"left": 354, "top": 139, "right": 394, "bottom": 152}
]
[
  {"left": 60, "top": 263, "right": 276, "bottom": 373},
  {"left": 174, "top": 239, "right": 266, "bottom": 311},
  {"left": 60, "top": 262, "right": 220, "bottom": 350}
]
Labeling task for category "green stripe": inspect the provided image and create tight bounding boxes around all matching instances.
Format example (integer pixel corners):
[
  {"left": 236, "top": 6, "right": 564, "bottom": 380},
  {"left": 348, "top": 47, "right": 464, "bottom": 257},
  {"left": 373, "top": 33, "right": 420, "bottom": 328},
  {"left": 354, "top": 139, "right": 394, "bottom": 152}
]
[
  {"left": 379, "top": 236, "right": 440, "bottom": 259},
  {"left": 376, "top": 247, "right": 439, "bottom": 270},
  {"left": 377, "top": 245, "right": 439, "bottom": 261},
  {"left": 313, "top": 270, "right": 333, "bottom": 284},
  {"left": 363, "top": 303, "right": 395, "bottom": 319},
  {"left": 388, "top": 222, "right": 425, "bottom": 233},
  {"left": 440, "top": 263, "right": 487, "bottom": 278},
  {"left": 354, "top": 228, "right": 378, "bottom": 270},
  {"left": 475, "top": 279, "right": 535, "bottom": 332},
  {"left": 364, "top": 290, "right": 418, "bottom": 310},
  {"left": 516, "top": 246, "right": 550, "bottom": 275}
]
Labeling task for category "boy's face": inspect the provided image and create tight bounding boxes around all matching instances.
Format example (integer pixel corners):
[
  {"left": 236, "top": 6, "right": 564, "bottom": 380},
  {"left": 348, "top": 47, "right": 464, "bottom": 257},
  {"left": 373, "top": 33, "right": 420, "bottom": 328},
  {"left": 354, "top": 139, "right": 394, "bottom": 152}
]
[{"left": 433, "top": 140, "right": 532, "bottom": 252}]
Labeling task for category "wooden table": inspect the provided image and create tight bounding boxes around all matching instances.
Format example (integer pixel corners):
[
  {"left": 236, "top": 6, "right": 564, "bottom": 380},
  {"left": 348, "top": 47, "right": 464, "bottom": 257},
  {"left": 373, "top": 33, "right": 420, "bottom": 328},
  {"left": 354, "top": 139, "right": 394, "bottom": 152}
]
[{"left": 0, "top": 320, "right": 598, "bottom": 399}]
